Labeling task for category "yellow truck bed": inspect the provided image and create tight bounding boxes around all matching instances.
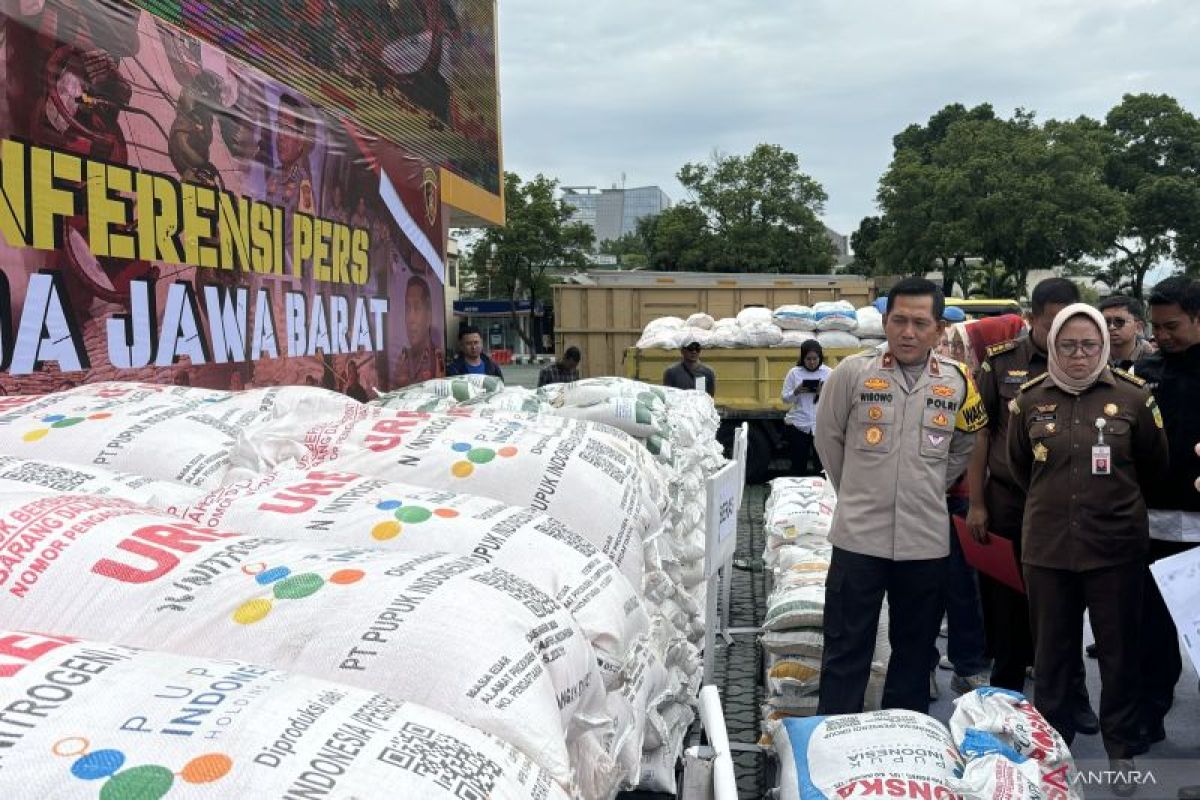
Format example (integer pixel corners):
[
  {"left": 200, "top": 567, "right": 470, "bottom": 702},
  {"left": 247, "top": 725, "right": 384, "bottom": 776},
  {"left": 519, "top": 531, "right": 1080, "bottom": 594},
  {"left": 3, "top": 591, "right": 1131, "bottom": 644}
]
[
  {"left": 554, "top": 272, "right": 874, "bottom": 378},
  {"left": 624, "top": 346, "right": 867, "bottom": 415}
]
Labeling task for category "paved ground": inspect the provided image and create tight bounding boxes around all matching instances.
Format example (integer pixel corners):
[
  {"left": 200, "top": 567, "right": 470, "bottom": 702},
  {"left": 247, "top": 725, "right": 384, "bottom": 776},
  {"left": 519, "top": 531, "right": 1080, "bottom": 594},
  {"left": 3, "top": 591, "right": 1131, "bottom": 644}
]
[{"left": 682, "top": 480, "right": 1200, "bottom": 798}]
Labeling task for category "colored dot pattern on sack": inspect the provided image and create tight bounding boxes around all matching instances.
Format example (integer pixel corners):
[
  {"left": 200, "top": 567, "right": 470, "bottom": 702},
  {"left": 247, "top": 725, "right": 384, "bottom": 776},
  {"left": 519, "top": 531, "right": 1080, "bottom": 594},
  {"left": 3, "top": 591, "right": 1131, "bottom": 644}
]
[
  {"left": 23, "top": 412, "right": 113, "bottom": 442},
  {"left": 232, "top": 563, "right": 364, "bottom": 624},
  {"left": 369, "top": 499, "right": 459, "bottom": 540},
  {"left": 449, "top": 442, "right": 517, "bottom": 478},
  {"left": 54, "top": 737, "right": 231, "bottom": 800}
]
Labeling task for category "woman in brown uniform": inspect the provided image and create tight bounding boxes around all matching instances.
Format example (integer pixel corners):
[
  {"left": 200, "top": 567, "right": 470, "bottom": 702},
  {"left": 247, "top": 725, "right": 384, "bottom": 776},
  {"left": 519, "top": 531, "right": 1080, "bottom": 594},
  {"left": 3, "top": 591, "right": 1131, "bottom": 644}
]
[{"left": 1008, "top": 303, "right": 1168, "bottom": 783}]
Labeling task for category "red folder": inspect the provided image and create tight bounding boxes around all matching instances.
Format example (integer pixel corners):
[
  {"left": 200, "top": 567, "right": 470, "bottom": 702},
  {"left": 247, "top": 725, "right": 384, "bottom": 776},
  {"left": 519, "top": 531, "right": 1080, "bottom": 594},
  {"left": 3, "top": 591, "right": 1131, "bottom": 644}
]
[{"left": 953, "top": 516, "right": 1025, "bottom": 594}]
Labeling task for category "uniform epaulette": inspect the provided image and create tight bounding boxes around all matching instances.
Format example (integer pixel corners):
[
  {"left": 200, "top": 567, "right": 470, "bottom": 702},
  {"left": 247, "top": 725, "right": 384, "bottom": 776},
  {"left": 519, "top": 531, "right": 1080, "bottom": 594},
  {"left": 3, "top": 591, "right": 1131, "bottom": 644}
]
[
  {"left": 986, "top": 340, "right": 1018, "bottom": 358},
  {"left": 1019, "top": 373, "right": 1048, "bottom": 392},
  {"left": 1112, "top": 367, "right": 1146, "bottom": 387}
]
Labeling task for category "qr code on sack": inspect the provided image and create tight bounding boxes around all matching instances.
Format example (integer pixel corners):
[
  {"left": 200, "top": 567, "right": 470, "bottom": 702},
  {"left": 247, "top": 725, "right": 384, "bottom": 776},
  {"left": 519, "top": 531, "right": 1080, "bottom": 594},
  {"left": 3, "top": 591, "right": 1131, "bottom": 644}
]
[
  {"left": 0, "top": 462, "right": 91, "bottom": 493},
  {"left": 469, "top": 567, "right": 558, "bottom": 618},
  {"left": 377, "top": 722, "right": 502, "bottom": 799}
]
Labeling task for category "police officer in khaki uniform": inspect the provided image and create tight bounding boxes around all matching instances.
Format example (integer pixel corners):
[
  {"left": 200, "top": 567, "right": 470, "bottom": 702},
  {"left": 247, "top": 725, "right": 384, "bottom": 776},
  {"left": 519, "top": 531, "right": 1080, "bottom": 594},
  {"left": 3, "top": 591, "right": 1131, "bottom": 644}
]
[
  {"left": 815, "top": 278, "right": 987, "bottom": 714},
  {"left": 1009, "top": 304, "right": 1168, "bottom": 785},
  {"left": 965, "top": 278, "right": 1098, "bottom": 733}
]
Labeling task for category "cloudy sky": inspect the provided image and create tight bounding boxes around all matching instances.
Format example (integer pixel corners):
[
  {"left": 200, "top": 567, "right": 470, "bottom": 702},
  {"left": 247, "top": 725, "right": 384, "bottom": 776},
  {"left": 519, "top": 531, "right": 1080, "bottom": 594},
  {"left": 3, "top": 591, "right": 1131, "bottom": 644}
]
[{"left": 498, "top": 0, "right": 1200, "bottom": 239}]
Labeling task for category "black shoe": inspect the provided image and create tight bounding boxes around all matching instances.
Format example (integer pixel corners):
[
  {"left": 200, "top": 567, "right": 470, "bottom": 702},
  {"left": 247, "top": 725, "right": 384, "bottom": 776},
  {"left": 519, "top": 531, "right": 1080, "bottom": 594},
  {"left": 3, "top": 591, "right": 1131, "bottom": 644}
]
[
  {"left": 1086, "top": 642, "right": 1098, "bottom": 659},
  {"left": 1110, "top": 759, "right": 1137, "bottom": 798},
  {"left": 1073, "top": 704, "right": 1100, "bottom": 735}
]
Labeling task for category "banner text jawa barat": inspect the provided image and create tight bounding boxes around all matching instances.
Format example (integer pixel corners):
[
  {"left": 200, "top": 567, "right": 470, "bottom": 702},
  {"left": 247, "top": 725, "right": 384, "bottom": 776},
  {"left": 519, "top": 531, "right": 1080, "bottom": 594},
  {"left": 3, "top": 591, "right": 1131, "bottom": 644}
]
[{"left": 0, "top": 0, "right": 448, "bottom": 396}]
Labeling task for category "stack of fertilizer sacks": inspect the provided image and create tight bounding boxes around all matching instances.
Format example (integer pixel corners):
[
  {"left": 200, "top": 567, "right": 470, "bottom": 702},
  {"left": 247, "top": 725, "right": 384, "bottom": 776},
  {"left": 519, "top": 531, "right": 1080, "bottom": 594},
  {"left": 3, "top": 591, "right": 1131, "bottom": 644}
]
[
  {"left": 771, "top": 687, "right": 1083, "bottom": 800},
  {"left": 370, "top": 374, "right": 726, "bottom": 791},
  {"left": 0, "top": 378, "right": 725, "bottom": 798},
  {"left": 758, "top": 477, "right": 889, "bottom": 743},
  {"left": 635, "top": 302, "right": 887, "bottom": 352}
]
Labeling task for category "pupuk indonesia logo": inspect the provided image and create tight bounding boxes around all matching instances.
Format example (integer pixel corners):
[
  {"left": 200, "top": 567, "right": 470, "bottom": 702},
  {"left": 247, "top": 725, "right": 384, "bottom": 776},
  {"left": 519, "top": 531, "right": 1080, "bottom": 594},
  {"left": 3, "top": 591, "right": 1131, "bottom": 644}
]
[
  {"left": 232, "top": 562, "right": 364, "bottom": 624},
  {"left": 448, "top": 441, "right": 517, "bottom": 478},
  {"left": 370, "top": 499, "right": 459, "bottom": 541},
  {"left": 54, "top": 736, "right": 231, "bottom": 799},
  {"left": 23, "top": 413, "right": 113, "bottom": 442}
]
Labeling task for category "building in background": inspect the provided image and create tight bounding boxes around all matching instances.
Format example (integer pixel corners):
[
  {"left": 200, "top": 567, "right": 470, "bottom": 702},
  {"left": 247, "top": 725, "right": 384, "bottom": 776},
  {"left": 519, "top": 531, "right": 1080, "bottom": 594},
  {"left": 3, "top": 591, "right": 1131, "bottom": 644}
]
[
  {"left": 562, "top": 185, "right": 671, "bottom": 244},
  {"left": 825, "top": 225, "right": 850, "bottom": 259}
]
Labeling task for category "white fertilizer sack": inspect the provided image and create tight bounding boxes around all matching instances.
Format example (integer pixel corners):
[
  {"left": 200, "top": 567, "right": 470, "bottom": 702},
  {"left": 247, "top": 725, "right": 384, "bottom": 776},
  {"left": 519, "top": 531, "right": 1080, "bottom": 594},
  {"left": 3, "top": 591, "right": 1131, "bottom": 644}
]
[
  {"left": 952, "top": 755, "right": 1045, "bottom": 800},
  {"left": 0, "top": 383, "right": 355, "bottom": 488},
  {"left": 816, "top": 331, "right": 863, "bottom": 350},
  {"left": 736, "top": 307, "right": 774, "bottom": 327},
  {"left": 855, "top": 307, "right": 886, "bottom": 338},
  {"left": 549, "top": 398, "right": 669, "bottom": 444},
  {"left": 377, "top": 375, "right": 505, "bottom": 404},
  {"left": 0, "top": 631, "right": 572, "bottom": 800},
  {"left": 706, "top": 326, "right": 740, "bottom": 349},
  {"left": 734, "top": 323, "right": 784, "bottom": 348},
  {"left": 781, "top": 330, "right": 819, "bottom": 348},
  {"left": 950, "top": 687, "right": 1081, "bottom": 799},
  {"left": 763, "top": 583, "right": 827, "bottom": 631},
  {"left": 774, "top": 305, "right": 818, "bottom": 331},
  {"left": 686, "top": 313, "right": 715, "bottom": 330},
  {"left": 168, "top": 466, "right": 650, "bottom": 687},
  {"left": 812, "top": 301, "right": 859, "bottom": 333},
  {"left": 231, "top": 406, "right": 665, "bottom": 596},
  {"left": 538, "top": 378, "right": 668, "bottom": 411},
  {"left": 0, "top": 491, "right": 615, "bottom": 795},
  {"left": 771, "top": 710, "right": 963, "bottom": 800}
]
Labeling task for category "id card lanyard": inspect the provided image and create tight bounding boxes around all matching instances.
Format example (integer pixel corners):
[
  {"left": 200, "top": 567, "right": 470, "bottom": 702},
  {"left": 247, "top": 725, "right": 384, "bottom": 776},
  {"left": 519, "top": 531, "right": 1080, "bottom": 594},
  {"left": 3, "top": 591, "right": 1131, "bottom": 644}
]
[{"left": 1092, "top": 418, "right": 1111, "bottom": 476}]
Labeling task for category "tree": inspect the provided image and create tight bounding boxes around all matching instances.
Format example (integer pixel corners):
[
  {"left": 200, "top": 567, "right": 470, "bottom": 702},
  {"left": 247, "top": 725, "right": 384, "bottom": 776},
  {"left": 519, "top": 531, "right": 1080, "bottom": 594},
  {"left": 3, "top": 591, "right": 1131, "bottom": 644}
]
[
  {"left": 874, "top": 105, "right": 1123, "bottom": 299},
  {"left": 636, "top": 203, "right": 713, "bottom": 271},
  {"left": 874, "top": 104, "right": 996, "bottom": 294},
  {"left": 1101, "top": 93, "right": 1200, "bottom": 297},
  {"left": 599, "top": 232, "right": 648, "bottom": 268},
  {"left": 959, "top": 113, "right": 1124, "bottom": 296},
  {"left": 677, "top": 144, "right": 835, "bottom": 272},
  {"left": 848, "top": 216, "right": 883, "bottom": 275},
  {"left": 465, "top": 172, "right": 594, "bottom": 349},
  {"left": 967, "top": 261, "right": 1024, "bottom": 299}
]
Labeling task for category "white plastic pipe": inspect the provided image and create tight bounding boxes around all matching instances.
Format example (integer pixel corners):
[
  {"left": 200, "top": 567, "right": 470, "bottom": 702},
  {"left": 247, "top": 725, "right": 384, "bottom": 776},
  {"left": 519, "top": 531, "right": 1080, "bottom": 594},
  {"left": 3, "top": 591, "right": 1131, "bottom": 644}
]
[{"left": 698, "top": 685, "right": 738, "bottom": 800}]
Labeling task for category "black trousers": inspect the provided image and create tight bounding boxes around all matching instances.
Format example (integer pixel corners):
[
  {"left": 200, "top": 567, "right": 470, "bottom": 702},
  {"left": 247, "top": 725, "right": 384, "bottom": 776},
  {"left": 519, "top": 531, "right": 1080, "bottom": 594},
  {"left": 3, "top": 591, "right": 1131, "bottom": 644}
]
[
  {"left": 1025, "top": 562, "right": 1143, "bottom": 759},
  {"left": 784, "top": 426, "right": 821, "bottom": 476},
  {"left": 979, "top": 521, "right": 1090, "bottom": 711},
  {"left": 1139, "top": 539, "right": 1196, "bottom": 727},
  {"left": 818, "top": 546, "right": 947, "bottom": 715}
]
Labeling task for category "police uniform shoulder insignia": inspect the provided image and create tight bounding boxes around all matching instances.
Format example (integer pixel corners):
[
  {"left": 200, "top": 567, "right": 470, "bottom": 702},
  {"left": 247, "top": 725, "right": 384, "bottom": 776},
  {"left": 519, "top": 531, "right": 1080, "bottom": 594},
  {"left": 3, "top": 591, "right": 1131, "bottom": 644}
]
[
  {"left": 986, "top": 340, "right": 1018, "bottom": 358},
  {"left": 1019, "top": 373, "right": 1048, "bottom": 392},
  {"left": 1112, "top": 368, "right": 1146, "bottom": 387}
]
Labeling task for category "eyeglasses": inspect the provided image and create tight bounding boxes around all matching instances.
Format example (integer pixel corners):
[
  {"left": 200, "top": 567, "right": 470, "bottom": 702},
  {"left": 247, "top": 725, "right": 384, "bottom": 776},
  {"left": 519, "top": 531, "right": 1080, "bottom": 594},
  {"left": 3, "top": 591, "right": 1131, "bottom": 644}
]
[
  {"left": 1055, "top": 340, "right": 1103, "bottom": 357},
  {"left": 1105, "top": 317, "right": 1133, "bottom": 330}
]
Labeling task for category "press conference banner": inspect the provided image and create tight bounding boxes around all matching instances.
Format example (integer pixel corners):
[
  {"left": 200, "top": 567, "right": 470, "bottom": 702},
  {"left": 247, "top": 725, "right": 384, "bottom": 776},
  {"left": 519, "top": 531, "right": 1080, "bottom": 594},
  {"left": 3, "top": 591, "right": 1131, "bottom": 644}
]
[{"left": 0, "top": 0, "right": 448, "bottom": 397}]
